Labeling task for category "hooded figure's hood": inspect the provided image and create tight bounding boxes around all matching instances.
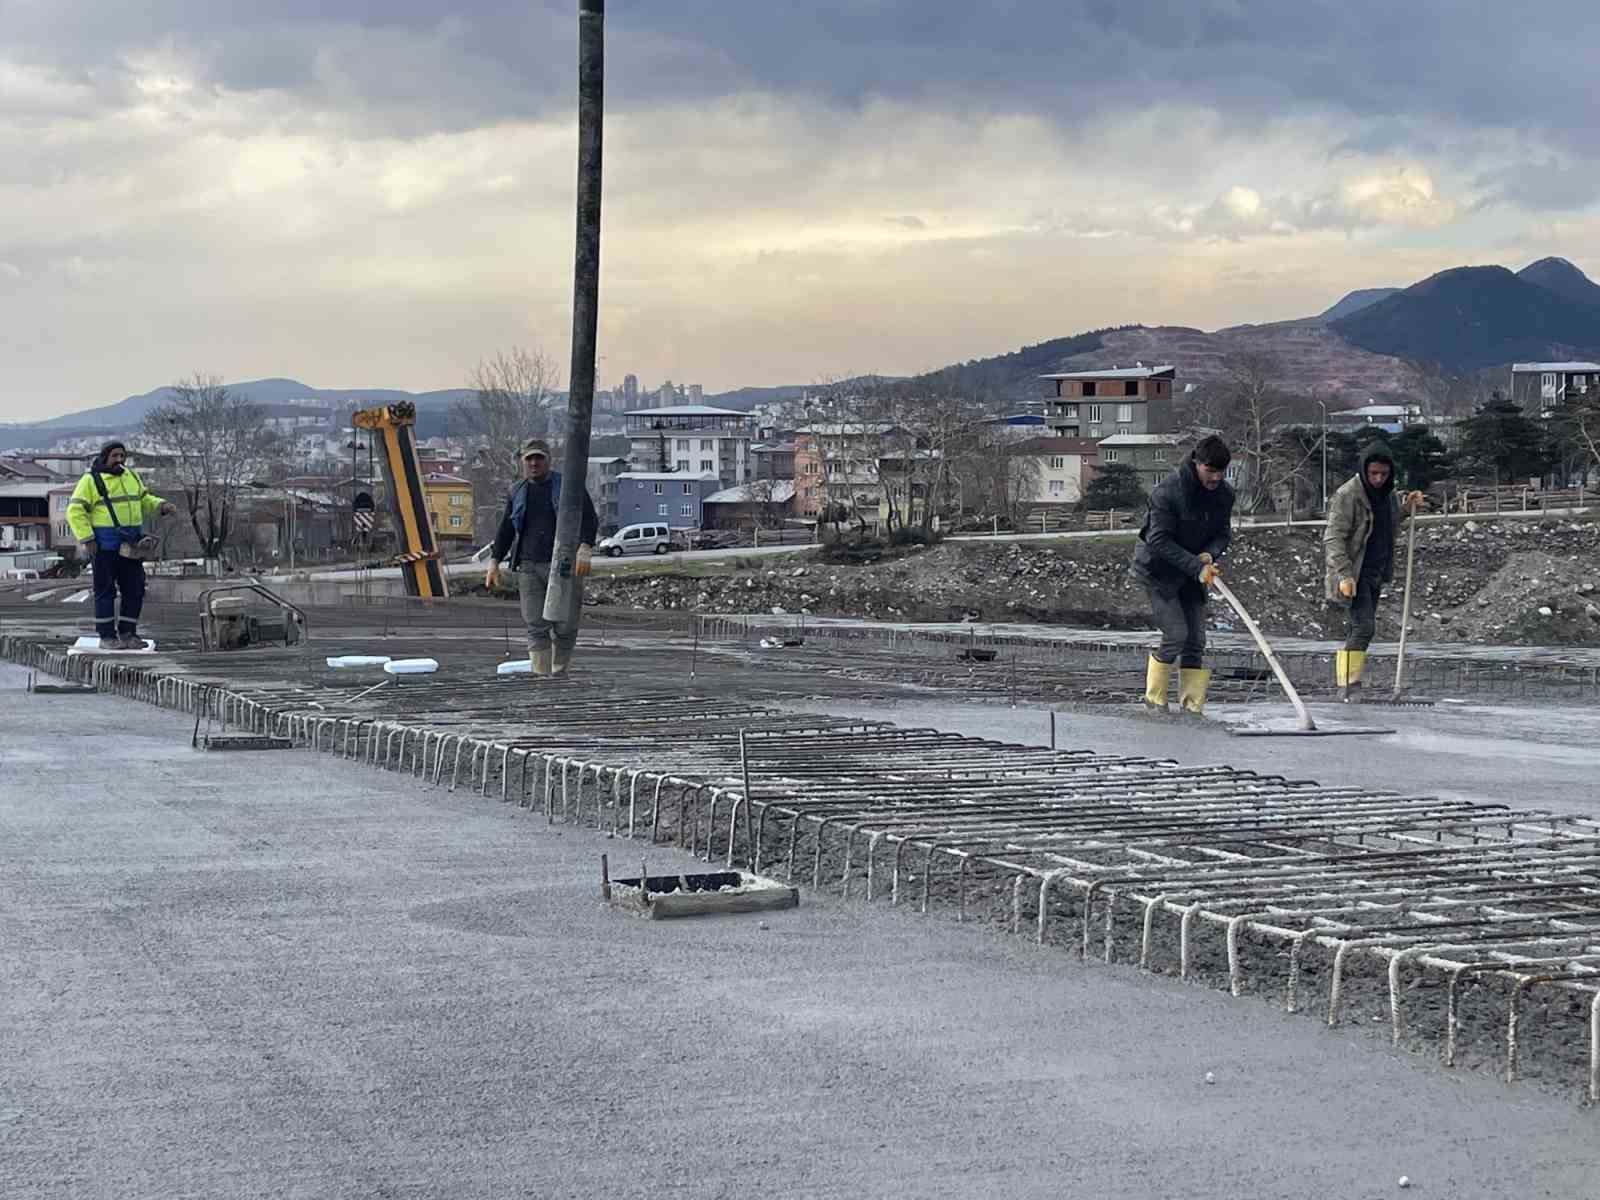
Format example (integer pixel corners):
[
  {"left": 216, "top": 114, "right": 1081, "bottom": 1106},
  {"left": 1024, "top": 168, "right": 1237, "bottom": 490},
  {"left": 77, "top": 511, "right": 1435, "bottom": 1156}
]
[{"left": 1358, "top": 441, "right": 1395, "bottom": 502}]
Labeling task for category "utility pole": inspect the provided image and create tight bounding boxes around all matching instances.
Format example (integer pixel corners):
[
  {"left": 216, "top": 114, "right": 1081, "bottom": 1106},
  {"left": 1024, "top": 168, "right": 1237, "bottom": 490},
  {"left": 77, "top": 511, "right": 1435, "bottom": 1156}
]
[
  {"left": 285, "top": 494, "right": 295, "bottom": 573},
  {"left": 1317, "top": 398, "right": 1329, "bottom": 512},
  {"left": 546, "top": 0, "right": 605, "bottom": 625}
]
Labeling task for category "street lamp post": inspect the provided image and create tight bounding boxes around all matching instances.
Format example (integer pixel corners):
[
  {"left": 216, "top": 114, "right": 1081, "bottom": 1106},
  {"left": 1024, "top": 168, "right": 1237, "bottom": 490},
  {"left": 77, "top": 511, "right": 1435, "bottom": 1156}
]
[
  {"left": 1317, "top": 399, "right": 1329, "bottom": 512},
  {"left": 283, "top": 495, "right": 295, "bottom": 574}
]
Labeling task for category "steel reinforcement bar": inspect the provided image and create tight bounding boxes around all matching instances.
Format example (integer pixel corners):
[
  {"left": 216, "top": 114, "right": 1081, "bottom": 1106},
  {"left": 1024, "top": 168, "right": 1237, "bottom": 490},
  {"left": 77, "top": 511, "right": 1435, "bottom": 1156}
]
[
  {"left": 9, "top": 631, "right": 1600, "bottom": 1105},
  {"left": 698, "top": 613, "right": 1600, "bottom": 703}
]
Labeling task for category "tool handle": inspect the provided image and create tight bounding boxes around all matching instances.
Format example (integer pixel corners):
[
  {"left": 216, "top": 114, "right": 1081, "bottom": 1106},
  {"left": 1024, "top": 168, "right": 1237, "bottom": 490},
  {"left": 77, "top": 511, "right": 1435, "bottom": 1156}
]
[
  {"left": 1211, "top": 577, "right": 1316, "bottom": 732},
  {"left": 1393, "top": 514, "right": 1418, "bottom": 696}
]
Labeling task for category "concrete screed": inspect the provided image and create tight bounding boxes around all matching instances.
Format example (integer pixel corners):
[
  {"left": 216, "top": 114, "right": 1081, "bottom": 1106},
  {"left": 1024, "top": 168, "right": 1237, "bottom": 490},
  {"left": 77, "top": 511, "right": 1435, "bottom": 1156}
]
[
  {"left": 3, "top": 663, "right": 1598, "bottom": 1199},
  {"left": 783, "top": 696, "right": 1600, "bottom": 819}
]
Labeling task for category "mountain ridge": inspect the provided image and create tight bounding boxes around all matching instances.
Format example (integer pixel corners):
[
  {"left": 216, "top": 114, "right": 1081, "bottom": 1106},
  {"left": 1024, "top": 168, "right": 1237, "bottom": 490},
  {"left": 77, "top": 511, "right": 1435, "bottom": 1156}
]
[{"left": 24, "top": 256, "right": 1600, "bottom": 437}]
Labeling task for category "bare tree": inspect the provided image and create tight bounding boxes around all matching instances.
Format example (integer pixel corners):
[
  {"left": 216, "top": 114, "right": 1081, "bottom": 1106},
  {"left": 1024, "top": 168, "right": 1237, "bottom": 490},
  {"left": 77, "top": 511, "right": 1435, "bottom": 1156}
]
[
  {"left": 1557, "top": 389, "right": 1600, "bottom": 482},
  {"left": 456, "top": 347, "right": 562, "bottom": 500},
  {"left": 798, "top": 377, "right": 892, "bottom": 536},
  {"left": 143, "top": 374, "right": 282, "bottom": 568},
  {"left": 745, "top": 476, "right": 790, "bottom": 531},
  {"left": 904, "top": 388, "right": 969, "bottom": 536},
  {"left": 1214, "top": 350, "right": 1289, "bottom": 512},
  {"left": 1405, "top": 360, "right": 1453, "bottom": 420},
  {"left": 995, "top": 441, "right": 1043, "bottom": 527}
]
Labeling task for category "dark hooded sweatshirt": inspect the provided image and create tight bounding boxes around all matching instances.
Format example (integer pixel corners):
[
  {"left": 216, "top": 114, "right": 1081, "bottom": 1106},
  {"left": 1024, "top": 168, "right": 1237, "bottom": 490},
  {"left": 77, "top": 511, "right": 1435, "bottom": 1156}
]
[{"left": 1357, "top": 443, "right": 1396, "bottom": 584}]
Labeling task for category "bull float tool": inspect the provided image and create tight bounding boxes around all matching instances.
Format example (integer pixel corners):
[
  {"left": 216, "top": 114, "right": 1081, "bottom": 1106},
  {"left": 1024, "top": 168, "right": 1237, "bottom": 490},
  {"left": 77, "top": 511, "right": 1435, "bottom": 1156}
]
[{"left": 1210, "top": 576, "right": 1393, "bottom": 738}]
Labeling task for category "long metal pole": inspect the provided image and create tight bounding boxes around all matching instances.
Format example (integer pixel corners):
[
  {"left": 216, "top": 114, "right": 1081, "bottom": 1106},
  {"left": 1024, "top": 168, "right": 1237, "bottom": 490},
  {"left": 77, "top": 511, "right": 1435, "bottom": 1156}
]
[
  {"left": 1392, "top": 512, "right": 1419, "bottom": 698},
  {"left": 546, "top": 0, "right": 604, "bottom": 624},
  {"left": 1319, "top": 401, "right": 1328, "bottom": 511}
]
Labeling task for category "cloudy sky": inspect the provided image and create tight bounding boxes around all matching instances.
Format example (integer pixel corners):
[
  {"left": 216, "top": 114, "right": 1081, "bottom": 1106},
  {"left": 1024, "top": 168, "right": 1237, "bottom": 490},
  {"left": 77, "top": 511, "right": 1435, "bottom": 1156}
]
[{"left": 4, "top": 1, "right": 1600, "bottom": 418}]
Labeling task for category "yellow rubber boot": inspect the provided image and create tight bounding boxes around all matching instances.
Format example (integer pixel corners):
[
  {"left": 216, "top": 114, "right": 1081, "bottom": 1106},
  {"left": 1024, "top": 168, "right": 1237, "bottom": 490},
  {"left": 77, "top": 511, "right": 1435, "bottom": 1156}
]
[
  {"left": 1178, "top": 668, "right": 1211, "bottom": 716},
  {"left": 1335, "top": 649, "right": 1366, "bottom": 701},
  {"left": 1143, "top": 656, "right": 1172, "bottom": 711},
  {"left": 529, "top": 647, "right": 552, "bottom": 676},
  {"left": 551, "top": 646, "right": 572, "bottom": 676}
]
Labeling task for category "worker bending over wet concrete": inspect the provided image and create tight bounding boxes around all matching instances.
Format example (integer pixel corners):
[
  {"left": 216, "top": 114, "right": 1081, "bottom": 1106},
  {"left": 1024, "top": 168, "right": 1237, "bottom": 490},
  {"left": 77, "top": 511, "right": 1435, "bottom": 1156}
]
[
  {"left": 485, "top": 437, "right": 599, "bottom": 676},
  {"left": 1324, "top": 442, "right": 1424, "bottom": 701},
  {"left": 1130, "top": 434, "right": 1235, "bottom": 716}
]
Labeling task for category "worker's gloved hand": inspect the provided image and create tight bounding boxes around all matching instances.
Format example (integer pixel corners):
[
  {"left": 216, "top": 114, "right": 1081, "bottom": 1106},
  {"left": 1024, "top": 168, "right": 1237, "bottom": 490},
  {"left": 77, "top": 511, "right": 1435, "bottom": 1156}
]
[
  {"left": 1198, "top": 562, "right": 1221, "bottom": 587},
  {"left": 79, "top": 540, "right": 97, "bottom": 558},
  {"left": 485, "top": 561, "right": 502, "bottom": 591},
  {"left": 1338, "top": 576, "right": 1356, "bottom": 599},
  {"left": 158, "top": 501, "right": 177, "bottom": 516},
  {"left": 1198, "top": 552, "right": 1214, "bottom": 565},
  {"left": 575, "top": 544, "right": 593, "bottom": 578},
  {"left": 1403, "top": 490, "right": 1425, "bottom": 514}
]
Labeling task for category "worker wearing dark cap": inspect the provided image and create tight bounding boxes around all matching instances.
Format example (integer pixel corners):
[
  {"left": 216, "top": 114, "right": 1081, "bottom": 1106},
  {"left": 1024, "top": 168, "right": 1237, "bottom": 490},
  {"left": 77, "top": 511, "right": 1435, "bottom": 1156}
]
[
  {"left": 486, "top": 437, "right": 599, "bottom": 676},
  {"left": 65, "top": 441, "right": 176, "bottom": 650}
]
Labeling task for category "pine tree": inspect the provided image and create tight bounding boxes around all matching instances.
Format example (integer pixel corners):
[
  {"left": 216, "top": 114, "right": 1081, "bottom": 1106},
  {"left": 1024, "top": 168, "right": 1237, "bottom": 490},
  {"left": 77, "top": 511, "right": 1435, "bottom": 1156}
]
[{"left": 1081, "top": 462, "right": 1148, "bottom": 511}]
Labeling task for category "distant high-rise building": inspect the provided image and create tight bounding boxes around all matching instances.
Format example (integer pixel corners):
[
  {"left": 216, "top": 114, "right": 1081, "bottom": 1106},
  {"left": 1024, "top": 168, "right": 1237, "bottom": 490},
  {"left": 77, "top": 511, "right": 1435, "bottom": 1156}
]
[
  {"left": 622, "top": 374, "right": 639, "bottom": 405},
  {"left": 657, "top": 381, "right": 676, "bottom": 405},
  {"left": 687, "top": 384, "right": 704, "bottom": 403}
]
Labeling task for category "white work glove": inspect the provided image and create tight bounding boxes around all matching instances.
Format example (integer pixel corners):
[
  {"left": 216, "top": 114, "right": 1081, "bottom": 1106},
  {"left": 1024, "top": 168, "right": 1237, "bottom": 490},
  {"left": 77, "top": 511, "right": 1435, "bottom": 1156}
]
[{"left": 158, "top": 501, "right": 177, "bottom": 516}]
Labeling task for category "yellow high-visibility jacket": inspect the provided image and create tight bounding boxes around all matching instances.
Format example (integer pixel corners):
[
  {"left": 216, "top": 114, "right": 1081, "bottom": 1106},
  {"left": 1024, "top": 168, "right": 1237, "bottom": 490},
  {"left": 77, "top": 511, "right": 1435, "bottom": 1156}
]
[{"left": 65, "top": 468, "right": 166, "bottom": 549}]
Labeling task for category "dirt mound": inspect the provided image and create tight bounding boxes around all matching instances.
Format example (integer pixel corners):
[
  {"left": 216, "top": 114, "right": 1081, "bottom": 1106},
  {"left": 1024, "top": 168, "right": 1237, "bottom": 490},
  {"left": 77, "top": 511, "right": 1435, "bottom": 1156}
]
[{"left": 581, "top": 517, "right": 1600, "bottom": 647}]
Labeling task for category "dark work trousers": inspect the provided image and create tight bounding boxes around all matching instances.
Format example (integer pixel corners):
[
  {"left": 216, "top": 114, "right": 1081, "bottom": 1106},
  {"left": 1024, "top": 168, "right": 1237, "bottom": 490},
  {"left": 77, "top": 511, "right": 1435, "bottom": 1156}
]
[
  {"left": 518, "top": 561, "right": 582, "bottom": 652},
  {"left": 1148, "top": 585, "right": 1207, "bottom": 669},
  {"left": 91, "top": 549, "right": 146, "bottom": 638},
  {"left": 1344, "top": 574, "right": 1382, "bottom": 651}
]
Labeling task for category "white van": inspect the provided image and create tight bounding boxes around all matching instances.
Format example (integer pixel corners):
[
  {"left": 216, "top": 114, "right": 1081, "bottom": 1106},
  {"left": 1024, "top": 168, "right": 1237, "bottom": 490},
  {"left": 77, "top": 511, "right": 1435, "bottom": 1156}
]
[{"left": 598, "top": 523, "right": 672, "bottom": 557}]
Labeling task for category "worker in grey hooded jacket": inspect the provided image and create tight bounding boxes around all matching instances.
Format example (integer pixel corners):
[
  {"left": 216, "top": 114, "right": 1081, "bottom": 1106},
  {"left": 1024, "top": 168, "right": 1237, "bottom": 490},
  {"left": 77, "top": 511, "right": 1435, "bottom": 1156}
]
[{"left": 1323, "top": 441, "right": 1424, "bottom": 700}]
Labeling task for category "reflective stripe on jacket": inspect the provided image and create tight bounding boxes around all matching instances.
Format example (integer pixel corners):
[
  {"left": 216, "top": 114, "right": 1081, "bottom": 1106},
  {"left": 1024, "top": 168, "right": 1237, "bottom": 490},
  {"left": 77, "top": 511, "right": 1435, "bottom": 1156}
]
[{"left": 66, "top": 469, "right": 164, "bottom": 546}]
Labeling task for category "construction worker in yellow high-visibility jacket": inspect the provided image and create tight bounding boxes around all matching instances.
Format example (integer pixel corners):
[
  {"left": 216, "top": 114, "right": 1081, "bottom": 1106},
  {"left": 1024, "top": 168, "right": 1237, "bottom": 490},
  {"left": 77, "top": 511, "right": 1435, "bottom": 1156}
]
[{"left": 65, "top": 440, "right": 175, "bottom": 650}]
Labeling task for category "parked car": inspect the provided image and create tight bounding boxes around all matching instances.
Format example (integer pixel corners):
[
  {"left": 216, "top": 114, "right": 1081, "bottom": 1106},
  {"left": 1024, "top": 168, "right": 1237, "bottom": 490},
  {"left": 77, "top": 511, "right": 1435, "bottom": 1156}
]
[{"left": 597, "top": 523, "right": 672, "bottom": 557}]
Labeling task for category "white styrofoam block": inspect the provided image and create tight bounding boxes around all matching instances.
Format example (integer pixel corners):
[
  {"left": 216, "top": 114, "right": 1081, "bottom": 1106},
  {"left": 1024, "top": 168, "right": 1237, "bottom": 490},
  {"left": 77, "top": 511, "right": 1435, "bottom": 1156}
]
[
  {"left": 382, "top": 657, "right": 439, "bottom": 675},
  {"left": 496, "top": 659, "right": 531, "bottom": 674},
  {"left": 326, "top": 655, "right": 393, "bottom": 669},
  {"left": 68, "top": 636, "right": 157, "bottom": 655}
]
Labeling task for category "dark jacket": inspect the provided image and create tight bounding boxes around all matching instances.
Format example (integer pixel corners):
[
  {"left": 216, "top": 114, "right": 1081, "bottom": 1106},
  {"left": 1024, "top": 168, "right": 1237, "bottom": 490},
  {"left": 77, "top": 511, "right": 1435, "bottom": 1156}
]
[
  {"left": 490, "top": 471, "right": 599, "bottom": 569},
  {"left": 1323, "top": 443, "right": 1407, "bottom": 603},
  {"left": 1130, "top": 458, "right": 1235, "bottom": 598}
]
